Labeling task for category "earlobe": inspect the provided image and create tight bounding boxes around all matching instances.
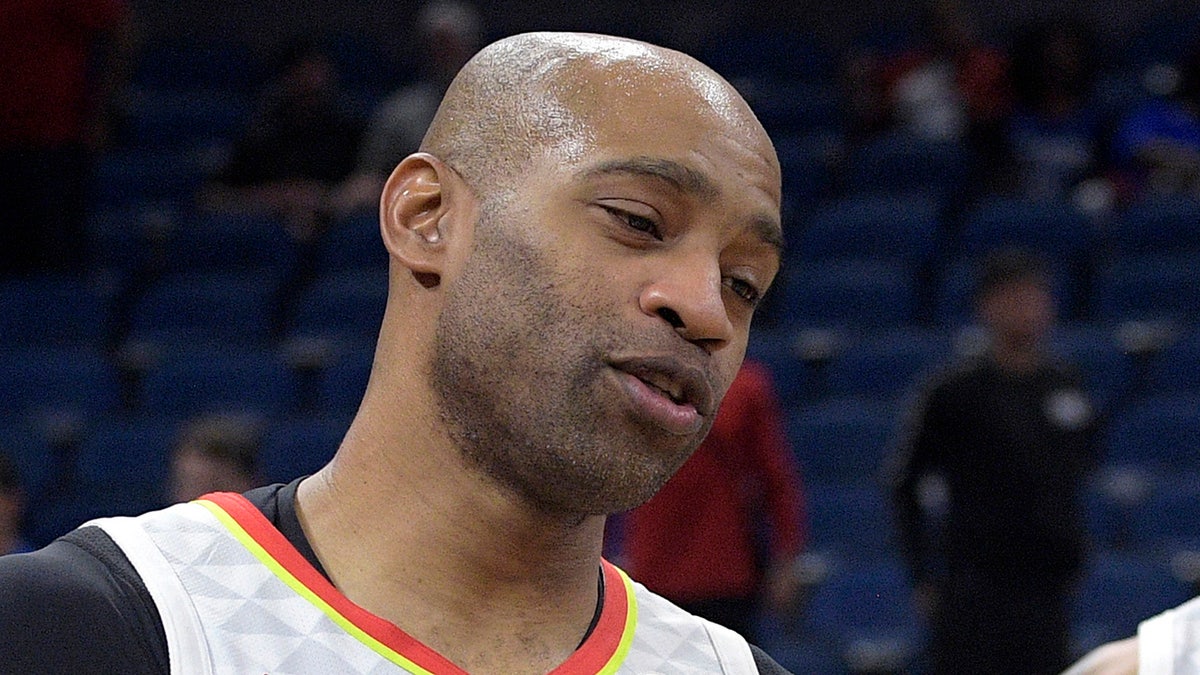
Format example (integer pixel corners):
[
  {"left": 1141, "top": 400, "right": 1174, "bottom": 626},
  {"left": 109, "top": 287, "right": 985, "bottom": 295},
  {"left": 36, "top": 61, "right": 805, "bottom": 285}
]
[{"left": 379, "top": 153, "right": 460, "bottom": 284}]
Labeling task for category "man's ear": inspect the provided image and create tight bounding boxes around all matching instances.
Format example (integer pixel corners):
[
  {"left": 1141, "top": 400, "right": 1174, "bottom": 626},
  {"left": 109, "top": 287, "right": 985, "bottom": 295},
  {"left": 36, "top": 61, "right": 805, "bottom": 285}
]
[{"left": 379, "top": 153, "right": 469, "bottom": 288}]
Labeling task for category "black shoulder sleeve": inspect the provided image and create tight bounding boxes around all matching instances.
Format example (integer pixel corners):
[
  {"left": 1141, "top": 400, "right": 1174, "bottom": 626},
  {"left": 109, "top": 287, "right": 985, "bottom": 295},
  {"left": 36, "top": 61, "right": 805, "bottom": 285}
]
[
  {"left": 0, "top": 525, "right": 169, "bottom": 674},
  {"left": 751, "top": 643, "right": 795, "bottom": 674}
]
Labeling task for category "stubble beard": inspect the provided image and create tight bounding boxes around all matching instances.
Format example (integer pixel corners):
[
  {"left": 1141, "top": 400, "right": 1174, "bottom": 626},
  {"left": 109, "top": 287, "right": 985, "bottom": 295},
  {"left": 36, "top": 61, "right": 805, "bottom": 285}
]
[{"left": 429, "top": 210, "right": 703, "bottom": 516}]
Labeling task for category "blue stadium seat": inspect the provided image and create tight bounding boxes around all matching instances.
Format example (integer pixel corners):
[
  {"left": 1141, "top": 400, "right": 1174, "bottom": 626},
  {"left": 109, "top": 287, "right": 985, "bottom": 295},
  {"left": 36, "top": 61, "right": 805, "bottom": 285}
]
[
  {"left": 804, "top": 482, "right": 900, "bottom": 563},
  {"left": 1071, "top": 551, "right": 1192, "bottom": 651},
  {"left": 788, "top": 405, "right": 900, "bottom": 488},
  {"left": 91, "top": 148, "right": 208, "bottom": 208},
  {"left": 803, "top": 559, "right": 922, "bottom": 672},
  {"left": 1103, "top": 394, "right": 1200, "bottom": 476},
  {"left": 163, "top": 210, "right": 302, "bottom": 276},
  {"left": 1144, "top": 328, "right": 1200, "bottom": 395},
  {"left": 122, "top": 89, "right": 251, "bottom": 151},
  {"left": 821, "top": 329, "right": 950, "bottom": 402},
  {"left": 85, "top": 204, "right": 179, "bottom": 275},
  {"left": 315, "top": 209, "right": 389, "bottom": 274},
  {"left": 1117, "top": 9, "right": 1200, "bottom": 69},
  {"left": 0, "top": 423, "right": 54, "bottom": 495},
  {"left": 24, "top": 416, "right": 179, "bottom": 545},
  {"left": 139, "top": 346, "right": 301, "bottom": 418},
  {"left": 1087, "top": 68, "right": 1153, "bottom": 130},
  {"left": 1092, "top": 254, "right": 1200, "bottom": 323},
  {"left": 1107, "top": 196, "right": 1200, "bottom": 257},
  {"left": 322, "top": 32, "right": 408, "bottom": 99},
  {"left": 745, "top": 329, "right": 814, "bottom": 405},
  {"left": 956, "top": 197, "right": 1096, "bottom": 269},
  {"left": 1050, "top": 323, "right": 1135, "bottom": 406},
  {"left": 127, "top": 270, "right": 284, "bottom": 347},
  {"left": 0, "top": 275, "right": 116, "bottom": 348},
  {"left": 698, "top": 29, "right": 836, "bottom": 83},
  {"left": 288, "top": 268, "right": 389, "bottom": 346},
  {"left": 316, "top": 345, "right": 375, "bottom": 417},
  {"left": 743, "top": 80, "right": 845, "bottom": 136},
  {"left": 774, "top": 132, "right": 840, "bottom": 207},
  {"left": 795, "top": 193, "right": 940, "bottom": 266},
  {"left": 0, "top": 347, "right": 122, "bottom": 417},
  {"left": 25, "top": 495, "right": 130, "bottom": 548},
  {"left": 259, "top": 418, "right": 346, "bottom": 485},
  {"left": 132, "top": 39, "right": 265, "bottom": 94},
  {"left": 1128, "top": 480, "right": 1200, "bottom": 555},
  {"left": 774, "top": 260, "right": 918, "bottom": 331},
  {"left": 74, "top": 417, "right": 177, "bottom": 512},
  {"left": 844, "top": 131, "right": 968, "bottom": 201}
]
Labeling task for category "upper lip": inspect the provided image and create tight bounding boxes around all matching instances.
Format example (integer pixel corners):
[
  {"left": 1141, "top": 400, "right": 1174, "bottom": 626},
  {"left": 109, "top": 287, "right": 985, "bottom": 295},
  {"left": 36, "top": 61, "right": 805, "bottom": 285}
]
[{"left": 609, "top": 355, "right": 716, "bottom": 418}]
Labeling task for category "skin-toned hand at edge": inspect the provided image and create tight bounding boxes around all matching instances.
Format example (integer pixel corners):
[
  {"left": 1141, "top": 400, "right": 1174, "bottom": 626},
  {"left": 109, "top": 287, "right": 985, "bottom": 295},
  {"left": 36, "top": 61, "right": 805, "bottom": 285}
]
[
  {"left": 1060, "top": 637, "right": 1139, "bottom": 675},
  {"left": 293, "top": 32, "right": 783, "bottom": 675}
]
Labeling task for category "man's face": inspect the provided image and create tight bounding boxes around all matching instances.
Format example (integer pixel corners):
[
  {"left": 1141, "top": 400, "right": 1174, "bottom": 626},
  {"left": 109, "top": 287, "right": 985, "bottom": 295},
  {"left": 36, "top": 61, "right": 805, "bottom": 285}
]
[
  {"left": 431, "top": 67, "right": 781, "bottom": 515},
  {"left": 169, "top": 447, "right": 255, "bottom": 504},
  {"left": 979, "top": 278, "right": 1056, "bottom": 350}
]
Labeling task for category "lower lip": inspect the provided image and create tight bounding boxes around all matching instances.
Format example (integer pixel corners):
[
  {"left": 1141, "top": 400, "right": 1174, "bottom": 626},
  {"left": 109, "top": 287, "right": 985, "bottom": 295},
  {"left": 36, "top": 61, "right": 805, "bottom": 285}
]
[{"left": 614, "top": 370, "right": 703, "bottom": 436}]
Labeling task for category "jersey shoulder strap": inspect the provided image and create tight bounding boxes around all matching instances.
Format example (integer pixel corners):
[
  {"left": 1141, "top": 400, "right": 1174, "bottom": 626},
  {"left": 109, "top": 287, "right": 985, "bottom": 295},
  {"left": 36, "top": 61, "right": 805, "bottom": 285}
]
[
  {"left": 704, "top": 619, "right": 758, "bottom": 672},
  {"left": 92, "top": 507, "right": 215, "bottom": 675}
]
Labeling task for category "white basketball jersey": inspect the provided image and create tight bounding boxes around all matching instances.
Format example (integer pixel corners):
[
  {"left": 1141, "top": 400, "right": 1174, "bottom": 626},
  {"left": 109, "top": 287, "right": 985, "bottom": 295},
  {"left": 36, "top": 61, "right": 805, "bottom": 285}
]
[{"left": 90, "top": 493, "right": 756, "bottom": 674}]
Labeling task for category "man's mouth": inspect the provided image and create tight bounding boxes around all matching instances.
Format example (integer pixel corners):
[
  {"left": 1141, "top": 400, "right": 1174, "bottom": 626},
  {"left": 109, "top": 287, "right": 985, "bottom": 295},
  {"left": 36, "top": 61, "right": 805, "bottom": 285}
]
[
  {"left": 636, "top": 371, "right": 687, "bottom": 405},
  {"left": 607, "top": 355, "right": 716, "bottom": 433}
]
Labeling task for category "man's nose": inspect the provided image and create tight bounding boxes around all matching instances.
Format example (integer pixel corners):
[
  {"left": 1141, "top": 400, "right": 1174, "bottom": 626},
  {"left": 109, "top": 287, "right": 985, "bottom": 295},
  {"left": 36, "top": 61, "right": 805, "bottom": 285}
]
[{"left": 637, "top": 254, "right": 734, "bottom": 351}]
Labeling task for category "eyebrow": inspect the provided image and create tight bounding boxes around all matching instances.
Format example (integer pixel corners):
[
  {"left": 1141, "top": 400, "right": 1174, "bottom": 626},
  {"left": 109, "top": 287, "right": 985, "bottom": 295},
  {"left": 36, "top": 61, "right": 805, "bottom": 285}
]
[
  {"left": 577, "top": 156, "right": 785, "bottom": 254},
  {"left": 577, "top": 157, "right": 720, "bottom": 200},
  {"left": 749, "top": 214, "right": 786, "bottom": 257}
]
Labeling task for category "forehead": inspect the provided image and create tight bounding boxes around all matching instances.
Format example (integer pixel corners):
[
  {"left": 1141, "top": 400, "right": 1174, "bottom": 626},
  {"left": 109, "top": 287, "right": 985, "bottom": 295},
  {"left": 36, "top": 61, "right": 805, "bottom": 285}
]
[{"left": 541, "top": 52, "right": 781, "bottom": 219}]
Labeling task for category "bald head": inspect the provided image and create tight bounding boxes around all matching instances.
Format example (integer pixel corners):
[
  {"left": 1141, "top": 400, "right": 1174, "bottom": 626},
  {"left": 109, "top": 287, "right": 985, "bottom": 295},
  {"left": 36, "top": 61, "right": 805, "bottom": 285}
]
[{"left": 420, "top": 32, "right": 776, "bottom": 202}]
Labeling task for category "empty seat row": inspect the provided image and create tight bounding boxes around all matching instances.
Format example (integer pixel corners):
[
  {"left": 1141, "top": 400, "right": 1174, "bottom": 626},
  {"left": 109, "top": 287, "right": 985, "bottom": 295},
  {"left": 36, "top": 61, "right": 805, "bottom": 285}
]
[
  {"left": 0, "top": 342, "right": 373, "bottom": 421},
  {"left": 1, "top": 414, "right": 346, "bottom": 547}
]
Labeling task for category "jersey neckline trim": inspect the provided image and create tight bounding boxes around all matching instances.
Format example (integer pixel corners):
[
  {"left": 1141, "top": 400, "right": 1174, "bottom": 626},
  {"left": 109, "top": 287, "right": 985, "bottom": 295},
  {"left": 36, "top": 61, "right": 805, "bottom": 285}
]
[{"left": 195, "top": 491, "right": 637, "bottom": 674}]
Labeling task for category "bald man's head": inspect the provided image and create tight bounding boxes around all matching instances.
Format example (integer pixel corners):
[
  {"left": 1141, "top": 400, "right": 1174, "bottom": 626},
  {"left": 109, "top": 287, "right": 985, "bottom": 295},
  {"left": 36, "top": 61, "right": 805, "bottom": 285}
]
[{"left": 420, "top": 32, "right": 775, "bottom": 204}]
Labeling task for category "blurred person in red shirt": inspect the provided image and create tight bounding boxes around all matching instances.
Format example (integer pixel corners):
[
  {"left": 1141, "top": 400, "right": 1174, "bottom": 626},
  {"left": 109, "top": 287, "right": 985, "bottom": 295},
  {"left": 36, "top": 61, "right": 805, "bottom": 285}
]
[{"left": 620, "top": 359, "right": 808, "bottom": 640}]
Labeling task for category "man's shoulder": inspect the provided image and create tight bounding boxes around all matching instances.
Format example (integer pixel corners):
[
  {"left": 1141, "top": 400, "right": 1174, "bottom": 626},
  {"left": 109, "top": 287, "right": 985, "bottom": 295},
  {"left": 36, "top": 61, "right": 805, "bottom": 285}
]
[
  {"left": 0, "top": 527, "right": 122, "bottom": 606},
  {"left": 0, "top": 525, "right": 167, "bottom": 672}
]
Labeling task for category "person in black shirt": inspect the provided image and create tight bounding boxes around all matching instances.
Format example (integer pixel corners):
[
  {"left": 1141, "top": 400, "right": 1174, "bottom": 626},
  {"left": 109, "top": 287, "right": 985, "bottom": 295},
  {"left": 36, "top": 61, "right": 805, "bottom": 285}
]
[{"left": 889, "top": 248, "right": 1099, "bottom": 675}]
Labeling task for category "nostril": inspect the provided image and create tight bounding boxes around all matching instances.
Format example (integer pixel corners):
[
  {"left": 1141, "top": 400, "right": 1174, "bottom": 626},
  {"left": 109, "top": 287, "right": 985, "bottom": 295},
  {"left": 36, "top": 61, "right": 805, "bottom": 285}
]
[{"left": 657, "top": 307, "right": 684, "bottom": 330}]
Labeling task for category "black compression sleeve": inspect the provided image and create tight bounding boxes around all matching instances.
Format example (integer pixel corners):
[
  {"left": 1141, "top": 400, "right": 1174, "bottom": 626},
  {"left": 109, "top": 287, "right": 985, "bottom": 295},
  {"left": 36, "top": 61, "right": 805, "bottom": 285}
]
[{"left": 0, "top": 526, "right": 168, "bottom": 674}]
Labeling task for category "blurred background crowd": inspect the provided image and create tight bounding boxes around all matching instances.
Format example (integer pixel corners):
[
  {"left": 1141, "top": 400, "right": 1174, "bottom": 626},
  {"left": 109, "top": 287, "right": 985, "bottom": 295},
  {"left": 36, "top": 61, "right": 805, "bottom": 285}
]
[{"left": 4, "top": 0, "right": 1200, "bottom": 672}]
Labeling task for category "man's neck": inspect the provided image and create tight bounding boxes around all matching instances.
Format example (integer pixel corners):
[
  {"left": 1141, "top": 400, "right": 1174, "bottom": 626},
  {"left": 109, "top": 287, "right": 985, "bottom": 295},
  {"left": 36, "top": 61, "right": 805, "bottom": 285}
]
[
  {"left": 294, "top": 429, "right": 607, "bottom": 674},
  {"left": 991, "top": 340, "right": 1045, "bottom": 374}
]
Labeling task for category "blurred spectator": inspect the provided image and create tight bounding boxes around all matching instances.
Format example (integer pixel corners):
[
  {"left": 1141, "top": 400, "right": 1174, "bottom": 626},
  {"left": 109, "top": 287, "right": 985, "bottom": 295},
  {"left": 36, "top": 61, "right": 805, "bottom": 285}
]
[
  {"left": 168, "top": 412, "right": 263, "bottom": 503},
  {"left": 847, "top": 0, "right": 1011, "bottom": 146},
  {"left": 203, "top": 40, "right": 363, "bottom": 241},
  {"left": 620, "top": 360, "right": 808, "bottom": 641},
  {"left": 333, "top": 0, "right": 483, "bottom": 214},
  {"left": 1113, "top": 43, "right": 1200, "bottom": 198},
  {"left": 0, "top": 451, "right": 32, "bottom": 556},
  {"left": 887, "top": 249, "right": 1099, "bottom": 675},
  {"left": 0, "top": 0, "right": 133, "bottom": 277},
  {"left": 1003, "top": 20, "right": 1102, "bottom": 201}
]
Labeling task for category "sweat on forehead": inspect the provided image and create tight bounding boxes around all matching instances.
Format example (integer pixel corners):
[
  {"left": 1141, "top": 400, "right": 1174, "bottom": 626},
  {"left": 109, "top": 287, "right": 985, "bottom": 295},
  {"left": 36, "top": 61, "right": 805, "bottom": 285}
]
[{"left": 419, "top": 32, "right": 759, "bottom": 194}]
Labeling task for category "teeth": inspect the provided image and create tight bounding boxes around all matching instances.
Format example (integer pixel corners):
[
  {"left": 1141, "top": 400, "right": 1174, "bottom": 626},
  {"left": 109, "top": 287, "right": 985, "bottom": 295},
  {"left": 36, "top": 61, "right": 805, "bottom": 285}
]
[{"left": 641, "top": 375, "right": 683, "bottom": 403}]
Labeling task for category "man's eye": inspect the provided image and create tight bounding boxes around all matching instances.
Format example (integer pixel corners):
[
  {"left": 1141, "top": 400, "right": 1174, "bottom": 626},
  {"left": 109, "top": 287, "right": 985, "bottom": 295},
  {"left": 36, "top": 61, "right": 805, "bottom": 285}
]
[
  {"left": 724, "top": 277, "right": 762, "bottom": 306},
  {"left": 604, "top": 206, "right": 662, "bottom": 240}
]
